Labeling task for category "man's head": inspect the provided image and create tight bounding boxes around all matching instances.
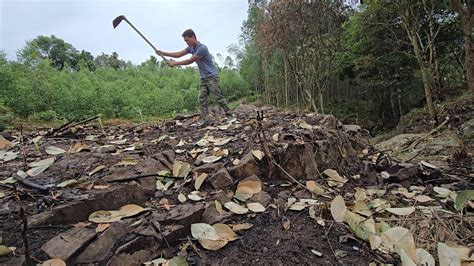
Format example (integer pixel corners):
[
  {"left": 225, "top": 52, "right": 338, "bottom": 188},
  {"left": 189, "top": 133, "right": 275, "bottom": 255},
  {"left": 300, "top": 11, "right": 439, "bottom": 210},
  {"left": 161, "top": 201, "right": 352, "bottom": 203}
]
[{"left": 182, "top": 29, "right": 198, "bottom": 47}]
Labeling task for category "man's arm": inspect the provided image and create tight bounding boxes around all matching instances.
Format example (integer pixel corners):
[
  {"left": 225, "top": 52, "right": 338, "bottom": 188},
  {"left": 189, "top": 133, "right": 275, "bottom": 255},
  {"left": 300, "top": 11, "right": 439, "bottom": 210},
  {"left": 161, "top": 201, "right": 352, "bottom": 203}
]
[
  {"left": 170, "top": 54, "right": 200, "bottom": 66},
  {"left": 156, "top": 49, "right": 188, "bottom": 58}
]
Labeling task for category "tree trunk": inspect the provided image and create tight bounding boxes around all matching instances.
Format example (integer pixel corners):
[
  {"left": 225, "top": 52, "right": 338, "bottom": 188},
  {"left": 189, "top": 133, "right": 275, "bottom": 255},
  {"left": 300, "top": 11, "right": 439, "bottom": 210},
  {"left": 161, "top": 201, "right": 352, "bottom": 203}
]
[
  {"left": 400, "top": 5, "right": 437, "bottom": 121},
  {"left": 452, "top": 0, "right": 474, "bottom": 93},
  {"left": 464, "top": 18, "right": 474, "bottom": 93}
]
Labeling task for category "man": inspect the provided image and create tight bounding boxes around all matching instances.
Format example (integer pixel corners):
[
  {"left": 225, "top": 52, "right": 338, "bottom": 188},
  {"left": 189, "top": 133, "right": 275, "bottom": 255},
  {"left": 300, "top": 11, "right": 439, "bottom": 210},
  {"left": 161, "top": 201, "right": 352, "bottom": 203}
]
[{"left": 156, "top": 29, "right": 234, "bottom": 126}]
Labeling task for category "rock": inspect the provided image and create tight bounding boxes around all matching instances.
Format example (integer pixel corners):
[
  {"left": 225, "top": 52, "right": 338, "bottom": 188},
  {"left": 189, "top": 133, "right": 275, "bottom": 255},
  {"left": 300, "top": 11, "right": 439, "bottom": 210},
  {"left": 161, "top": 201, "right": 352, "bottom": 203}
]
[
  {"left": 208, "top": 168, "right": 233, "bottom": 189},
  {"left": 137, "top": 176, "right": 157, "bottom": 196},
  {"left": 201, "top": 203, "right": 232, "bottom": 224},
  {"left": 102, "top": 166, "right": 136, "bottom": 182},
  {"left": 343, "top": 124, "right": 362, "bottom": 133},
  {"left": 387, "top": 163, "right": 418, "bottom": 188},
  {"left": 76, "top": 223, "right": 128, "bottom": 263},
  {"left": 305, "top": 114, "right": 342, "bottom": 129},
  {"left": 108, "top": 250, "right": 153, "bottom": 266},
  {"left": 193, "top": 162, "right": 224, "bottom": 174},
  {"left": 293, "top": 189, "right": 312, "bottom": 199},
  {"left": 279, "top": 143, "right": 318, "bottom": 179},
  {"left": 96, "top": 145, "right": 116, "bottom": 153},
  {"left": 461, "top": 119, "right": 474, "bottom": 140},
  {"left": 135, "top": 158, "right": 162, "bottom": 175},
  {"left": 234, "top": 104, "right": 259, "bottom": 115},
  {"left": 41, "top": 227, "right": 96, "bottom": 261},
  {"left": 228, "top": 152, "right": 262, "bottom": 178},
  {"left": 250, "top": 191, "right": 272, "bottom": 207},
  {"left": 29, "top": 184, "right": 146, "bottom": 226},
  {"left": 152, "top": 203, "right": 204, "bottom": 227},
  {"left": 161, "top": 224, "right": 188, "bottom": 243},
  {"left": 114, "top": 235, "right": 159, "bottom": 256}
]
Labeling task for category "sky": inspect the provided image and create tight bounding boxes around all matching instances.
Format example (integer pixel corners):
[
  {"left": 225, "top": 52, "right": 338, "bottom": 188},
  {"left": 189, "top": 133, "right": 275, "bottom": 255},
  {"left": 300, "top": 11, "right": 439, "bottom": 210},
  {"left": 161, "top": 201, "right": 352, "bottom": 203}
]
[{"left": 0, "top": 0, "right": 249, "bottom": 65}]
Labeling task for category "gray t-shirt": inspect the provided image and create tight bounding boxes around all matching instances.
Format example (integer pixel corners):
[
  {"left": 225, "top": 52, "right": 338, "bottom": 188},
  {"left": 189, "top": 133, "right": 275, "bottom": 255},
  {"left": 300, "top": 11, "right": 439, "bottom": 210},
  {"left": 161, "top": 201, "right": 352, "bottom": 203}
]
[{"left": 185, "top": 42, "right": 218, "bottom": 79}]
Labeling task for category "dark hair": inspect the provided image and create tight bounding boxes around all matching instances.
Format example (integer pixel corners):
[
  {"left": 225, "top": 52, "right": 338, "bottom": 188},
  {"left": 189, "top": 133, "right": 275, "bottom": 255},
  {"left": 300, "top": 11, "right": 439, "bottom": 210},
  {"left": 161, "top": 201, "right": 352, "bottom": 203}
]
[{"left": 182, "top": 29, "right": 196, "bottom": 38}]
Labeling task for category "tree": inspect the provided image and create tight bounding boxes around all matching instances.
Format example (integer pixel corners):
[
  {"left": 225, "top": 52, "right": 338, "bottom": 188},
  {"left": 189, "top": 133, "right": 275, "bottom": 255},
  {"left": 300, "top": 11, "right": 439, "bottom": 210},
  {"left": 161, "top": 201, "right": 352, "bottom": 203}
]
[
  {"left": 17, "top": 35, "right": 80, "bottom": 70},
  {"left": 451, "top": 0, "right": 474, "bottom": 93}
]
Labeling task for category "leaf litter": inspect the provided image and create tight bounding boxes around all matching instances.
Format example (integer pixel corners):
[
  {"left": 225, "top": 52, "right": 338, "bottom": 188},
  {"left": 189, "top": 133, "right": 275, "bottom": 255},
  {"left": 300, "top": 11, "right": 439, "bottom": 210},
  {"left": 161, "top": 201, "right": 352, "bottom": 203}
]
[{"left": 0, "top": 105, "right": 472, "bottom": 265}]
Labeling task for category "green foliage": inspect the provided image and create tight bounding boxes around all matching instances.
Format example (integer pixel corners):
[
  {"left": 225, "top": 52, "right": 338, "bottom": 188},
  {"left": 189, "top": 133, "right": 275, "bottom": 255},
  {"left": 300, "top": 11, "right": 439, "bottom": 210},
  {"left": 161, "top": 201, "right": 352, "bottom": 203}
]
[{"left": 1, "top": 45, "right": 251, "bottom": 122}]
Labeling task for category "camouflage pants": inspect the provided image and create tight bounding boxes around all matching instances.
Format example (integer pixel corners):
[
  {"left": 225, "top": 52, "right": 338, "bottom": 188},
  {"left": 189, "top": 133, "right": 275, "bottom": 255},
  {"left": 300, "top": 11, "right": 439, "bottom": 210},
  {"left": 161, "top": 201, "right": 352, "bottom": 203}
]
[{"left": 199, "top": 75, "right": 230, "bottom": 120}]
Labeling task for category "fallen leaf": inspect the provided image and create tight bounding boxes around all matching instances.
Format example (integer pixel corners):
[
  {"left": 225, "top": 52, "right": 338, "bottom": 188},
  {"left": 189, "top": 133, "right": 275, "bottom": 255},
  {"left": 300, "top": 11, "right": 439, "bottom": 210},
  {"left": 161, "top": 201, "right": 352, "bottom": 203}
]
[
  {"left": 0, "top": 151, "right": 18, "bottom": 162},
  {"left": 414, "top": 195, "right": 434, "bottom": 203},
  {"left": 288, "top": 201, "right": 308, "bottom": 211},
  {"left": 158, "top": 135, "right": 169, "bottom": 142},
  {"left": 381, "top": 227, "right": 416, "bottom": 263},
  {"left": 27, "top": 165, "right": 51, "bottom": 177},
  {"left": 88, "top": 210, "right": 122, "bottom": 223},
  {"left": 56, "top": 179, "right": 79, "bottom": 188},
  {"left": 247, "top": 202, "right": 265, "bottom": 213},
  {"left": 70, "top": 142, "right": 90, "bottom": 153},
  {"left": 330, "top": 196, "right": 347, "bottom": 222},
  {"left": 434, "top": 187, "right": 455, "bottom": 198},
  {"left": 311, "top": 249, "right": 323, "bottom": 257},
  {"left": 400, "top": 249, "right": 417, "bottom": 266},
  {"left": 437, "top": 242, "right": 461, "bottom": 266},
  {"left": 416, "top": 248, "right": 435, "bottom": 266},
  {"left": 237, "top": 176, "right": 262, "bottom": 194},
  {"left": 454, "top": 190, "right": 474, "bottom": 210},
  {"left": 213, "top": 223, "right": 237, "bottom": 241},
  {"left": 229, "top": 223, "right": 253, "bottom": 232},
  {"left": 172, "top": 160, "right": 191, "bottom": 178},
  {"left": 272, "top": 133, "right": 279, "bottom": 141},
  {"left": 89, "top": 165, "right": 106, "bottom": 176},
  {"left": 178, "top": 193, "right": 187, "bottom": 203},
  {"left": 224, "top": 201, "right": 249, "bottom": 214},
  {"left": 236, "top": 186, "right": 254, "bottom": 199},
  {"left": 215, "top": 200, "right": 223, "bottom": 215},
  {"left": 251, "top": 150, "right": 264, "bottom": 160},
  {"left": 45, "top": 146, "right": 66, "bottom": 155},
  {"left": 191, "top": 223, "right": 220, "bottom": 240},
  {"left": 28, "top": 157, "right": 55, "bottom": 168},
  {"left": 194, "top": 173, "right": 208, "bottom": 190},
  {"left": 345, "top": 211, "right": 376, "bottom": 241},
  {"left": 385, "top": 207, "right": 415, "bottom": 216},
  {"left": 323, "top": 169, "right": 348, "bottom": 188},
  {"left": 96, "top": 223, "right": 110, "bottom": 233},
  {"left": 202, "top": 155, "right": 222, "bottom": 164},
  {"left": 309, "top": 206, "right": 316, "bottom": 219},
  {"left": 306, "top": 180, "right": 325, "bottom": 195},
  {"left": 213, "top": 137, "right": 232, "bottom": 146},
  {"left": 188, "top": 191, "right": 204, "bottom": 201},
  {"left": 369, "top": 235, "right": 382, "bottom": 250},
  {"left": 299, "top": 121, "right": 313, "bottom": 130},
  {"left": 0, "top": 191, "right": 5, "bottom": 198},
  {"left": 0, "top": 136, "right": 13, "bottom": 150}
]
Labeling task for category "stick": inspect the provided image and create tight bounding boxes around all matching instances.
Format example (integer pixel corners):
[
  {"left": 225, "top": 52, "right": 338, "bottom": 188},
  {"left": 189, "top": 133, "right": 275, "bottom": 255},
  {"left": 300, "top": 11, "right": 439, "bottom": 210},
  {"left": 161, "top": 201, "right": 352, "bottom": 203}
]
[
  {"left": 48, "top": 115, "right": 100, "bottom": 136},
  {"left": 150, "top": 221, "right": 172, "bottom": 250},
  {"left": 106, "top": 173, "right": 185, "bottom": 183},
  {"left": 401, "top": 118, "right": 448, "bottom": 152},
  {"left": 15, "top": 175, "right": 49, "bottom": 192},
  {"left": 20, "top": 208, "right": 34, "bottom": 266},
  {"left": 255, "top": 111, "right": 275, "bottom": 179}
]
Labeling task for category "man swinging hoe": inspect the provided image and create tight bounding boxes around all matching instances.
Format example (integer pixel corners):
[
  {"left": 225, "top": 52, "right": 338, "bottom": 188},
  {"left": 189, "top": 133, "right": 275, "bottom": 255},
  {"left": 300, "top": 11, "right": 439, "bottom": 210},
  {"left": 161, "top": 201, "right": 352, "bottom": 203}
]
[{"left": 156, "top": 29, "right": 235, "bottom": 126}]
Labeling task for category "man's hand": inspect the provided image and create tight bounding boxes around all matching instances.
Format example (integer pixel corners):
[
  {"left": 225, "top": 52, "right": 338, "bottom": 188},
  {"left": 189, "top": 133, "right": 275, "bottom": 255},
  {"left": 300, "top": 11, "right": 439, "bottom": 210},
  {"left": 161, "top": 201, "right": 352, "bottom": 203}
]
[
  {"left": 155, "top": 49, "right": 164, "bottom": 56},
  {"left": 167, "top": 59, "right": 177, "bottom": 67}
]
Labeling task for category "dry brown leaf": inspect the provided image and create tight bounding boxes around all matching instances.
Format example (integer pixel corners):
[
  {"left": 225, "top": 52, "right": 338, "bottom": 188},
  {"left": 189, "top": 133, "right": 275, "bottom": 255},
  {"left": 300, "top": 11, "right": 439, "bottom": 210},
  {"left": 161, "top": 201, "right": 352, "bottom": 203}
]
[
  {"left": 195, "top": 173, "right": 208, "bottom": 190},
  {"left": 247, "top": 202, "right": 266, "bottom": 213},
  {"left": 385, "top": 207, "right": 415, "bottom": 216},
  {"left": 251, "top": 150, "right": 264, "bottom": 160},
  {"left": 224, "top": 201, "right": 249, "bottom": 214},
  {"left": 416, "top": 248, "right": 435, "bottom": 266},
  {"left": 323, "top": 169, "right": 348, "bottom": 188},
  {"left": 438, "top": 242, "right": 461, "bottom": 266},
  {"left": 237, "top": 176, "right": 262, "bottom": 194},
  {"left": 0, "top": 136, "right": 13, "bottom": 150},
  {"left": 202, "top": 155, "right": 222, "bottom": 164},
  {"left": 229, "top": 223, "right": 253, "bottom": 232},
  {"left": 330, "top": 195, "right": 347, "bottom": 222},
  {"left": 236, "top": 185, "right": 254, "bottom": 199},
  {"left": 213, "top": 223, "right": 237, "bottom": 241},
  {"left": 96, "top": 223, "right": 110, "bottom": 233},
  {"left": 381, "top": 227, "right": 417, "bottom": 263},
  {"left": 215, "top": 200, "right": 224, "bottom": 215},
  {"left": 191, "top": 223, "right": 219, "bottom": 240}
]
